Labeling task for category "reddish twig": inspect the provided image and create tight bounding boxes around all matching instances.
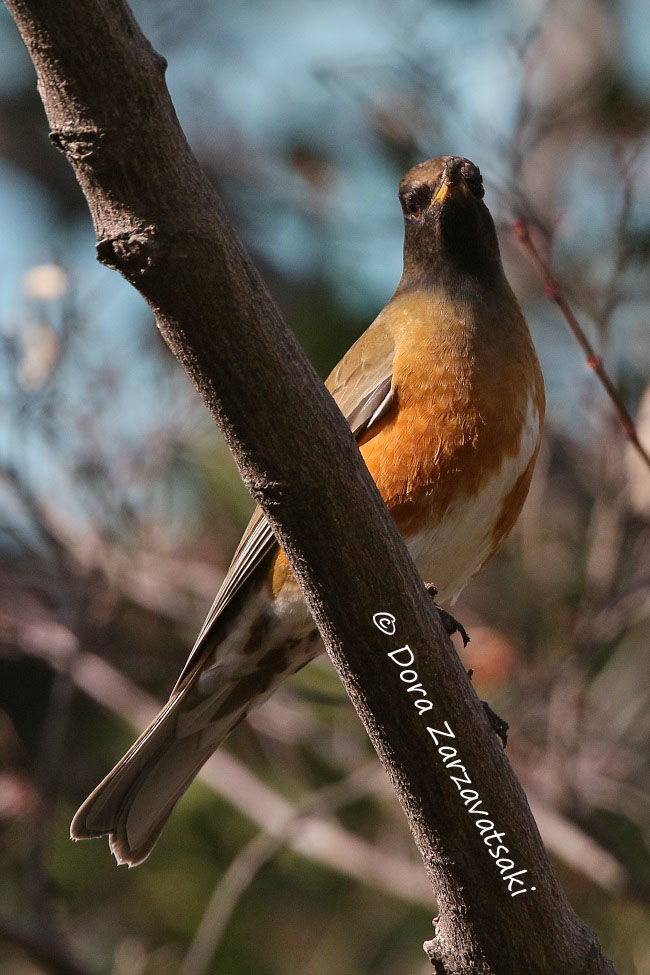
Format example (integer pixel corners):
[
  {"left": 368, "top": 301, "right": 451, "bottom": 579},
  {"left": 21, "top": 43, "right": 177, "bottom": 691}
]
[{"left": 512, "top": 218, "right": 650, "bottom": 471}]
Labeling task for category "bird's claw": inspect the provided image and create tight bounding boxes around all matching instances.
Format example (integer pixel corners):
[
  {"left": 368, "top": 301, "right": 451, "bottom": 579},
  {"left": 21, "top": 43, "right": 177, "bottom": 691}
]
[
  {"left": 466, "top": 671, "right": 509, "bottom": 747},
  {"left": 425, "top": 584, "right": 505, "bottom": 744},
  {"left": 438, "top": 608, "right": 470, "bottom": 648},
  {"left": 425, "top": 583, "right": 470, "bottom": 647},
  {"left": 481, "top": 701, "right": 509, "bottom": 748}
]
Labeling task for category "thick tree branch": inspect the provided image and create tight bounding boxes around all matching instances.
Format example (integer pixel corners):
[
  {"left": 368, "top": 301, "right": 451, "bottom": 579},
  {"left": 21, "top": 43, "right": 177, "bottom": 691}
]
[{"left": 5, "top": 1, "right": 616, "bottom": 972}]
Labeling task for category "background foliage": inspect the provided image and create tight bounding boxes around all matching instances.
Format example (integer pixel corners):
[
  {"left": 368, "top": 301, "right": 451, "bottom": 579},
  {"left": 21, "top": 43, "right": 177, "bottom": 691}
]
[{"left": 1, "top": 0, "right": 649, "bottom": 972}]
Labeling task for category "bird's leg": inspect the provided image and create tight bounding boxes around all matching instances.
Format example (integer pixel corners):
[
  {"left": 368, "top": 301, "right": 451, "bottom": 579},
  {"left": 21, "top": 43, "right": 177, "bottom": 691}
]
[
  {"left": 466, "top": 669, "right": 509, "bottom": 748},
  {"left": 482, "top": 703, "right": 509, "bottom": 748},
  {"left": 425, "top": 583, "right": 470, "bottom": 648},
  {"left": 425, "top": 585, "right": 507, "bottom": 746}
]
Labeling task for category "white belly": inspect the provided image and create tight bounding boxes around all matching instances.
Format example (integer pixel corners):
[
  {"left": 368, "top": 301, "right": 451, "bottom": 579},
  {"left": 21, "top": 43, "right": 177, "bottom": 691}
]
[{"left": 407, "top": 394, "right": 541, "bottom": 603}]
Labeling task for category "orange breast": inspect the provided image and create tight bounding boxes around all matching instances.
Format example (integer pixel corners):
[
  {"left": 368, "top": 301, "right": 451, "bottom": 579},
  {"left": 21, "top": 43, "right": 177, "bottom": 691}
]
[
  {"left": 358, "top": 291, "right": 544, "bottom": 535},
  {"left": 270, "top": 288, "right": 544, "bottom": 598}
]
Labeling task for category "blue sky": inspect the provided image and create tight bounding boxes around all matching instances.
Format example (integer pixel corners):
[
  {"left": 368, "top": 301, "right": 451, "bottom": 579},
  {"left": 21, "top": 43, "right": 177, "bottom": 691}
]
[{"left": 1, "top": 0, "right": 649, "bottom": 456}]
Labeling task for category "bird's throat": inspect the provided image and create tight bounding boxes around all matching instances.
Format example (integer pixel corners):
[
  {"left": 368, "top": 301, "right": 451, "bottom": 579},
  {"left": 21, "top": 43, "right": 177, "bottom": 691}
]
[{"left": 400, "top": 201, "right": 504, "bottom": 297}]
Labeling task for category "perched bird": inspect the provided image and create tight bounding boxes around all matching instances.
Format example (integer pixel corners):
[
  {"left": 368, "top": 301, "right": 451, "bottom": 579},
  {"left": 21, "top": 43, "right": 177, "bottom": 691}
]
[{"left": 71, "top": 156, "right": 545, "bottom": 865}]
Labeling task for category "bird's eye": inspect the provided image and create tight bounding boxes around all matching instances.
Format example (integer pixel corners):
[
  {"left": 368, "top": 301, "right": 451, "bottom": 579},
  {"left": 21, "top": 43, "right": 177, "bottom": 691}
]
[
  {"left": 404, "top": 194, "right": 421, "bottom": 218},
  {"left": 400, "top": 186, "right": 431, "bottom": 219}
]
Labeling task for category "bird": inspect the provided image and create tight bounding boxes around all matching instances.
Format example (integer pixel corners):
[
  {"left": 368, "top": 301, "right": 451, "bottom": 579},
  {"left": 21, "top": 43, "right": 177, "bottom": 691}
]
[{"left": 71, "top": 155, "right": 545, "bottom": 866}]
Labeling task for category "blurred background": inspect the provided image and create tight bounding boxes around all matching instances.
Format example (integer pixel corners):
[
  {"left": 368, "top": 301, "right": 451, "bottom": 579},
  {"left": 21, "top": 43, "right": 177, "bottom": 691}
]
[{"left": 1, "top": 0, "right": 649, "bottom": 972}]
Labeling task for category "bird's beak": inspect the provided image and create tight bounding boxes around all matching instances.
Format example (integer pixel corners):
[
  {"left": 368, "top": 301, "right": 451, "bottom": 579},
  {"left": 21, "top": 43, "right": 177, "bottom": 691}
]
[
  {"left": 431, "top": 174, "right": 468, "bottom": 207},
  {"left": 431, "top": 179, "right": 452, "bottom": 206}
]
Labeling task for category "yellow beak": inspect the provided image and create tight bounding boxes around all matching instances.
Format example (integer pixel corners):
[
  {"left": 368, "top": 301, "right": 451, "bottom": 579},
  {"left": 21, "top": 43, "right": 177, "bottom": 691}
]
[{"left": 432, "top": 179, "right": 453, "bottom": 206}]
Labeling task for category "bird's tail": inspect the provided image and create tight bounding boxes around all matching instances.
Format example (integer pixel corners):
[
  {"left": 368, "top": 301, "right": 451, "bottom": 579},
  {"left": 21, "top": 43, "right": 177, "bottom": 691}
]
[{"left": 70, "top": 685, "right": 239, "bottom": 866}]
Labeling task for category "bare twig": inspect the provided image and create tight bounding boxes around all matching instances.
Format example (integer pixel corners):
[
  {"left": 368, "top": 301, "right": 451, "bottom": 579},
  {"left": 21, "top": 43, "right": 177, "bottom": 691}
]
[
  {"left": 15, "top": 626, "right": 637, "bottom": 906},
  {"left": 512, "top": 218, "right": 650, "bottom": 471},
  {"left": 26, "top": 641, "right": 431, "bottom": 906},
  {"left": 25, "top": 652, "right": 79, "bottom": 920},
  {"left": 180, "top": 763, "right": 384, "bottom": 975},
  {"left": 526, "top": 795, "right": 626, "bottom": 893}
]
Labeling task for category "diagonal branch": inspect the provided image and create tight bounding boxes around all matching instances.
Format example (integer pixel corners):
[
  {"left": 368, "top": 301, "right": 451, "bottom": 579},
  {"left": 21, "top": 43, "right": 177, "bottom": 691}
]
[
  {"left": 179, "top": 762, "right": 384, "bottom": 975},
  {"left": 512, "top": 218, "right": 650, "bottom": 471},
  {"left": 5, "top": 1, "right": 616, "bottom": 971},
  {"left": 14, "top": 623, "right": 634, "bottom": 904}
]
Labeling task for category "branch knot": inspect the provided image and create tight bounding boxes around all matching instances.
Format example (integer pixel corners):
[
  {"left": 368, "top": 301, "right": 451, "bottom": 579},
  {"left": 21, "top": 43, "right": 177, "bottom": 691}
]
[
  {"left": 50, "top": 127, "right": 104, "bottom": 163},
  {"left": 96, "top": 227, "right": 165, "bottom": 277}
]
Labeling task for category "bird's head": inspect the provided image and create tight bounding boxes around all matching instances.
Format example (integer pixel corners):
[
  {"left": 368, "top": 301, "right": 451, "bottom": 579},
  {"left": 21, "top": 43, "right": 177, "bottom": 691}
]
[{"left": 398, "top": 156, "right": 503, "bottom": 291}]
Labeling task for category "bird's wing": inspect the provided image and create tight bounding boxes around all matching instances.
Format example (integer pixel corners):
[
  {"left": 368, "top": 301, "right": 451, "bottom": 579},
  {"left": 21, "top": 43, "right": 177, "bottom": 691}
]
[
  {"left": 325, "top": 322, "right": 395, "bottom": 439},
  {"left": 172, "top": 315, "right": 396, "bottom": 693}
]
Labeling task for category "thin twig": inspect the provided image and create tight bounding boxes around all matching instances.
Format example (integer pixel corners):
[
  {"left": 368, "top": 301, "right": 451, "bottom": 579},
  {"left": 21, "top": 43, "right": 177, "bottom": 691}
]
[
  {"left": 15, "top": 632, "right": 637, "bottom": 903},
  {"left": 23, "top": 642, "right": 431, "bottom": 906},
  {"left": 512, "top": 218, "right": 650, "bottom": 471},
  {"left": 25, "top": 657, "right": 78, "bottom": 920},
  {"left": 179, "top": 763, "right": 384, "bottom": 975}
]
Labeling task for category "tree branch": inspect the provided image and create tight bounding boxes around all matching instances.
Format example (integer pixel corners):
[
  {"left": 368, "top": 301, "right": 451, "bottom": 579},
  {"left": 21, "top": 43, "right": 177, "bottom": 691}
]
[
  {"left": 5, "top": 1, "right": 616, "bottom": 971},
  {"left": 512, "top": 218, "right": 650, "bottom": 471},
  {"left": 179, "top": 762, "right": 384, "bottom": 975}
]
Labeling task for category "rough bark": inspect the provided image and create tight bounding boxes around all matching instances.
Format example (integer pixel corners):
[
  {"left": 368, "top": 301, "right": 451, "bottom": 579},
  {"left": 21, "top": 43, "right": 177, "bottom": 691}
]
[{"left": 4, "top": 1, "right": 617, "bottom": 972}]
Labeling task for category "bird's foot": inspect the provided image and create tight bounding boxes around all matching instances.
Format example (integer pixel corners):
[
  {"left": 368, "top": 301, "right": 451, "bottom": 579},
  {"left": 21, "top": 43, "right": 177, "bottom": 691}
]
[
  {"left": 466, "top": 669, "right": 509, "bottom": 748},
  {"left": 481, "top": 700, "right": 509, "bottom": 748},
  {"left": 425, "top": 584, "right": 505, "bottom": 744},
  {"left": 425, "top": 584, "right": 470, "bottom": 648}
]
